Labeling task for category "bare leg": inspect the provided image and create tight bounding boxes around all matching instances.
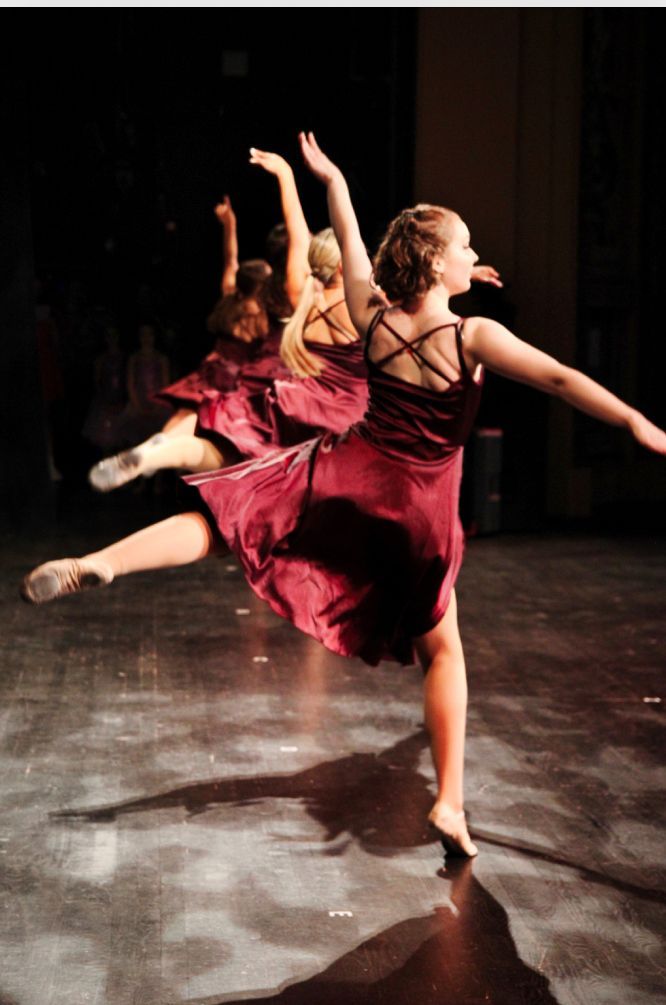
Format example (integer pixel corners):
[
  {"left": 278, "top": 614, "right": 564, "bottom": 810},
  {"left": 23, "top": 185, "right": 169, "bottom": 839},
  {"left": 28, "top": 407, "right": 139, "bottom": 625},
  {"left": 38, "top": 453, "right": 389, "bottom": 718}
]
[
  {"left": 162, "top": 408, "right": 197, "bottom": 436},
  {"left": 89, "top": 434, "right": 225, "bottom": 492},
  {"left": 88, "top": 512, "right": 218, "bottom": 576},
  {"left": 414, "top": 590, "right": 477, "bottom": 857},
  {"left": 21, "top": 513, "right": 221, "bottom": 604}
]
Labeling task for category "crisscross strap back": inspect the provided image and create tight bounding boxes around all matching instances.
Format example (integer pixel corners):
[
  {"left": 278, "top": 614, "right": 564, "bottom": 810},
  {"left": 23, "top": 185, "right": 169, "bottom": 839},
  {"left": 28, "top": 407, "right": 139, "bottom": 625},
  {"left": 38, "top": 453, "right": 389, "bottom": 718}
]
[
  {"left": 303, "top": 299, "right": 358, "bottom": 344},
  {"left": 366, "top": 308, "right": 469, "bottom": 384}
]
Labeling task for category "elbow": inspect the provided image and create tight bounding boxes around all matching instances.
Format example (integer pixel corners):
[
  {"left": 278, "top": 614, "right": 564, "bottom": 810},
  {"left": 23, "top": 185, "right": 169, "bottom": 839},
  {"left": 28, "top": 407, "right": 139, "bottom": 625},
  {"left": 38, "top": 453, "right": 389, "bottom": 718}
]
[{"left": 548, "top": 364, "right": 571, "bottom": 393}]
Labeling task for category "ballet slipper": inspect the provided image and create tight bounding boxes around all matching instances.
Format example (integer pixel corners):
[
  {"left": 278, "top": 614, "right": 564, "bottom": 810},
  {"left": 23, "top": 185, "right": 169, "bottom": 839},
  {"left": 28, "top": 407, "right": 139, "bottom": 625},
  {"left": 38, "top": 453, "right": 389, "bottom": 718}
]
[
  {"left": 20, "top": 557, "right": 114, "bottom": 605},
  {"left": 428, "top": 806, "right": 478, "bottom": 858},
  {"left": 88, "top": 434, "right": 166, "bottom": 492}
]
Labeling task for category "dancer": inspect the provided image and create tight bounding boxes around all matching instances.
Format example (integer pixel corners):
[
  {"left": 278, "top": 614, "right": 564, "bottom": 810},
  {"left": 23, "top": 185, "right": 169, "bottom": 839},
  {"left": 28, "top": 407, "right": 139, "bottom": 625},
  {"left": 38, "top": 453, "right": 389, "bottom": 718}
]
[
  {"left": 23, "top": 134, "right": 665, "bottom": 858},
  {"left": 89, "top": 198, "right": 272, "bottom": 489},
  {"left": 153, "top": 257, "right": 271, "bottom": 416},
  {"left": 116, "top": 323, "right": 172, "bottom": 444}
]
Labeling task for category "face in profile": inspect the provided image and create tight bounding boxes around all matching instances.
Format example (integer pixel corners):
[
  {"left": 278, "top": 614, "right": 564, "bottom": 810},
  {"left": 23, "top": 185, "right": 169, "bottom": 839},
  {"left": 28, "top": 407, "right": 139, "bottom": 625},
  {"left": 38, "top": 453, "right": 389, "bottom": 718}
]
[{"left": 439, "top": 216, "right": 479, "bottom": 296}]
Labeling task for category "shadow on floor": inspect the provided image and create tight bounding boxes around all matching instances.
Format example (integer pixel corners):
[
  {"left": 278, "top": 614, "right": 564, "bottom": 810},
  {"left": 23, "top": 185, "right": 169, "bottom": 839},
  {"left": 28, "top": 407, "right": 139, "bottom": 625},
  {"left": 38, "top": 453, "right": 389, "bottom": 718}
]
[{"left": 188, "top": 861, "right": 560, "bottom": 1005}]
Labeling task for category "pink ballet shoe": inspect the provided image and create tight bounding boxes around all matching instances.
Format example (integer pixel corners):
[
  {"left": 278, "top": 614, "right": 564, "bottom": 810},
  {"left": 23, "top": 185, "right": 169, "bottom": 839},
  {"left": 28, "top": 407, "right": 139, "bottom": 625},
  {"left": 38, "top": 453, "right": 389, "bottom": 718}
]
[
  {"left": 88, "top": 435, "right": 166, "bottom": 492},
  {"left": 20, "top": 557, "right": 114, "bottom": 605},
  {"left": 428, "top": 807, "right": 478, "bottom": 858}
]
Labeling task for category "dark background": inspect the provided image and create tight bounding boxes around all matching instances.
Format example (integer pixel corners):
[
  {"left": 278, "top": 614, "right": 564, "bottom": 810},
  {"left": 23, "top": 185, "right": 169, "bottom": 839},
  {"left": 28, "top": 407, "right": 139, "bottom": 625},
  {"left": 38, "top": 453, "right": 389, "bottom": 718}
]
[{"left": 1, "top": 11, "right": 664, "bottom": 531}]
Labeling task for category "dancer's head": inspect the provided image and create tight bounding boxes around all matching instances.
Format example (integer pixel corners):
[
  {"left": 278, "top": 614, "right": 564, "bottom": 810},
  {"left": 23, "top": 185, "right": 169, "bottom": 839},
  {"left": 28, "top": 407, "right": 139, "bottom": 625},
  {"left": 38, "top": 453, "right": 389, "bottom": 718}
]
[
  {"left": 373, "top": 206, "right": 477, "bottom": 304},
  {"left": 265, "top": 223, "right": 289, "bottom": 270},
  {"left": 308, "top": 227, "right": 341, "bottom": 287},
  {"left": 235, "top": 258, "right": 272, "bottom": 299},
  {"left": 261, "top": 224, "right": 292, "bottom": 321},
  {"left": 138, "top": 323, "right": 156, "bottom": 350},
  {"left": 207, "top": 293, "right": 266, "bottom": 344},
  {"left": 280, "top": 228, "right": 342, "bottom": 379}
]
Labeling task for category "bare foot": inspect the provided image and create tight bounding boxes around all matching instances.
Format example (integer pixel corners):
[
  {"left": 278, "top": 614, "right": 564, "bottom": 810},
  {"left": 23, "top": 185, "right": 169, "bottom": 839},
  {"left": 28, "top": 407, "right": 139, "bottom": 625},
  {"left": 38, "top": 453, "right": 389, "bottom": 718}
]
[{"left": 428, "top": 804, "right": 478, "bottom": 858}]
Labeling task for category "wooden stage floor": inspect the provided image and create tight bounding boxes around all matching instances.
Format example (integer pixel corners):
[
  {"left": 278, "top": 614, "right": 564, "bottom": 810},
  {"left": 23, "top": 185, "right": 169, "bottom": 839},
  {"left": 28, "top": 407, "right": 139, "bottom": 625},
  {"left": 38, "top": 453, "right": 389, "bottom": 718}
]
[{"left": 2, "top": 508, "right": 665, "bottom": 1004}]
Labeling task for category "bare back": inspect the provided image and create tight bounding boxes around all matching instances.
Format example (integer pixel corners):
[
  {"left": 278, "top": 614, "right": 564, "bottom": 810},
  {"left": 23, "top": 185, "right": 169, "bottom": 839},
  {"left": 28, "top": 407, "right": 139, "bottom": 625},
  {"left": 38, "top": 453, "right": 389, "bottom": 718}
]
[
  {"left": 303, "top": 288, "right": 358, "bottom": 347},
  {"left": 366, "top": 307, "right": 481, "bottom": 392}
]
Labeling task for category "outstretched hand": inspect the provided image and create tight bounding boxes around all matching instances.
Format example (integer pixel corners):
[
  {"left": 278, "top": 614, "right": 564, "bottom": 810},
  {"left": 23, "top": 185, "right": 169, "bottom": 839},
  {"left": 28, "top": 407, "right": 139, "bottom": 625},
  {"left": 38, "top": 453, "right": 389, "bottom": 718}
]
[
  {"left": 214, "top": 195, "right": 235, "bottom": 226},
  {"left": 249, "top": 148, "right": 291, "bottom": 178},
  {"left": 472, "top": 265, "right": 503, "bottom": 288},
  {"left": 628, "top": 412, "right": 666, "bottom": 454},
  {"left": 299, "top": 131, "right": 341, "bottom": 185}
]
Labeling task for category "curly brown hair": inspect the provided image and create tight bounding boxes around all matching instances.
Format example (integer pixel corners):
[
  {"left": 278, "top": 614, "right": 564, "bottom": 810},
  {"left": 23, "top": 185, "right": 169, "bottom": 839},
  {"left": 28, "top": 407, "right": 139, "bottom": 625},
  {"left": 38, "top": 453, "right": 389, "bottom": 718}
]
[{"left": 373, "top": 204, "right": 458, "bottom": 304}]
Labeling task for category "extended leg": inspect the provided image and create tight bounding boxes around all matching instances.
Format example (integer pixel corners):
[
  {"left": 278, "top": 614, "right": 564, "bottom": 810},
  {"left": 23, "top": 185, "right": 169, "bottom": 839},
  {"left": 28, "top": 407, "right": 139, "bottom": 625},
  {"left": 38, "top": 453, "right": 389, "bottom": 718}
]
[
  {"left": 89, "top": 434, "right": 224, "bottom": 492},
  {"left": 414, "top": 590, "right": 477, "bottom": 857},
  {"left": 21, "top": 512, "right": 221, "bottom": 604},
  {"left": 162, "top": 408, "right": 198, "bottom": 436}
]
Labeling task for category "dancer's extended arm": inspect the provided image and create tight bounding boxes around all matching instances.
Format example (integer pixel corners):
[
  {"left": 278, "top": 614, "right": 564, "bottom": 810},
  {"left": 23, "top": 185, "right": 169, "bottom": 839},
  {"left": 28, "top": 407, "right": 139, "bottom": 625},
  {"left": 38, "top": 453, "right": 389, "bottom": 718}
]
[
  {"left": 249, "top": 149, "right": 310, "bottom": 307},
  {"left": 466, "top": 318, "right": 666, "bottom": 453},
  {"left": 214, "top": 196, "right": 239, "bottom": 295},
  {"left": 299, "top": 131, "right": 382, "bottom": 336}
]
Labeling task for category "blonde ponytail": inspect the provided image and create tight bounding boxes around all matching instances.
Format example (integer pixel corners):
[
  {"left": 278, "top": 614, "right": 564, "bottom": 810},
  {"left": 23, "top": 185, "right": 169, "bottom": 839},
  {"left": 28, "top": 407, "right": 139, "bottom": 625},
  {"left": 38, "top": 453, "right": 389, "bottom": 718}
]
[{"left": 280, "top": 228, "right": 341, "bottom": 379}]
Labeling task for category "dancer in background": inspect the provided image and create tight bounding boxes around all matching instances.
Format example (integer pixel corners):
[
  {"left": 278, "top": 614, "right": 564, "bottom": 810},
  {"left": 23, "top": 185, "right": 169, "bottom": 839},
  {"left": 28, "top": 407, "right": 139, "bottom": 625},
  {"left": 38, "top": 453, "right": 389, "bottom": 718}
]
[
  {"left": 116, "top": 323, "right": 172, "bottom": 445},
  {"left": 89, "top": 197, "right": 272, "bottom": 490},
  {"left": 82, "top": 326, "right": 126, "bottom": 453},
  {"left": 24, "top": 134, "right": 663, "bottom": 859}
]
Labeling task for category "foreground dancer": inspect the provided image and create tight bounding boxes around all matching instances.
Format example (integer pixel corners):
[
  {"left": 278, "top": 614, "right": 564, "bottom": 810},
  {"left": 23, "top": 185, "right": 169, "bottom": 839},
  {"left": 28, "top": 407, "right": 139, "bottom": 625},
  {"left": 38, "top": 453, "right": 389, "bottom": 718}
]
[{"left": 22, "top": 135, "right": 666, "bottom": 858}]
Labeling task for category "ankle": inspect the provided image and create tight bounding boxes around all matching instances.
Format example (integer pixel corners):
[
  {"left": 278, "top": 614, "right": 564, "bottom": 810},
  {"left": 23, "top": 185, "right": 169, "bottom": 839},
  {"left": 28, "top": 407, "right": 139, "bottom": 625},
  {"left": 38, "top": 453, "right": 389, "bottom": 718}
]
[
  {"left": 83, "top": 553, "right": 117, "bottom": 578},
  {"left": 431, "top": 799, "right": 464, "bottom": 817}
]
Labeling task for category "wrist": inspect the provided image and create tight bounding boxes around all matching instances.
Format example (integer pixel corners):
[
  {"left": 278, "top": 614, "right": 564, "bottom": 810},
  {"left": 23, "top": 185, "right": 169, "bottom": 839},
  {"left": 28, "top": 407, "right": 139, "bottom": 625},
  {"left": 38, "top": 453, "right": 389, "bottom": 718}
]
[{"left": 625, "top": 407, "right": 641, "bottom": 431}]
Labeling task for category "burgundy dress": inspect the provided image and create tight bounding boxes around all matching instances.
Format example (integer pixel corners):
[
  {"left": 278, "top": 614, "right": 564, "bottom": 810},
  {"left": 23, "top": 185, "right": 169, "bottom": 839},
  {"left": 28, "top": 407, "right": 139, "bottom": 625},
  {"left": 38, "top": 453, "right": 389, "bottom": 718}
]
[
  {"left": 195, "top": 301, "right": 369, "bottom": 460},
  {"left": 186, "top": 310, "right": 483, "bottom": 666},
  {"left": 232, "top": 325, "right": 289, "bottom": 394},
  {"left": 153, "top": 335, "right": 257, "bottom": 410}
]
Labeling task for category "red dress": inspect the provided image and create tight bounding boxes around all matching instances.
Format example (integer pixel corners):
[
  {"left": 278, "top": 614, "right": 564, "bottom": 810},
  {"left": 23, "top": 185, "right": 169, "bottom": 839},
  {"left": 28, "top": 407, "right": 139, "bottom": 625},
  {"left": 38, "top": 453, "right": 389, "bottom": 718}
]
[
  {"left": 153, "top": 335, "right": 257, "bottom": 410},
  {"left": 186, "top": 310, "right": 483, "bottom": 666},
  {"left": 195, "top": 302, "right": 369, "bottom": 460}
]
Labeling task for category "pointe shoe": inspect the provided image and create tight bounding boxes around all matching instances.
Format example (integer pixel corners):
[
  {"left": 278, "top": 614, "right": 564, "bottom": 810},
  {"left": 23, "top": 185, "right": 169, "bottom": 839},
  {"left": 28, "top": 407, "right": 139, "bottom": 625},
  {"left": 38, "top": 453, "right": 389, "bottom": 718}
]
[
  {"left": 428, "top": 808, "right": 478, "bottom": 858},
  {"left": 88, "top": 435, "right": 166, "bottom": 492},
  {"left": 20, "top": 557, "right": 114, "bottom": 605}
]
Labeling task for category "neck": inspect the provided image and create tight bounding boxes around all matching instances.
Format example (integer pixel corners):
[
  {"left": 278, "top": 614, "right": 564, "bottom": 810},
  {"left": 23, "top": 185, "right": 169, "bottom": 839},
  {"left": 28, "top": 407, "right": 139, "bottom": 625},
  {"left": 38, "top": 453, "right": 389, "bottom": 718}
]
[{"left": 401, "top": 284, "right": 455, "bottom": 318}]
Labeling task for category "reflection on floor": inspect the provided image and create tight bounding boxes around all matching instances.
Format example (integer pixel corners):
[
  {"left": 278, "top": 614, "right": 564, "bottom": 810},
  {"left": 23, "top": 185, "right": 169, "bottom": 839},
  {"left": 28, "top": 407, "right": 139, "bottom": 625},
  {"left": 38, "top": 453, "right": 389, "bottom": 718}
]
[{"left": 1, "top": 509, "right": 665, "bottom": 1005}]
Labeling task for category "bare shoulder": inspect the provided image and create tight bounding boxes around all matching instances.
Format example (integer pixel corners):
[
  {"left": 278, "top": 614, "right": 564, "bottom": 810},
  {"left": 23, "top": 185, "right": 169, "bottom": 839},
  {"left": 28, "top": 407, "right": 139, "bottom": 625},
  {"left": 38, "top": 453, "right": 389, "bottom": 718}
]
[
  {"left": 461, "top": 315, "right": 565, "bottom": 387},
  {"left": 461, "top": 316, "right": 510, "bottom": 344}
]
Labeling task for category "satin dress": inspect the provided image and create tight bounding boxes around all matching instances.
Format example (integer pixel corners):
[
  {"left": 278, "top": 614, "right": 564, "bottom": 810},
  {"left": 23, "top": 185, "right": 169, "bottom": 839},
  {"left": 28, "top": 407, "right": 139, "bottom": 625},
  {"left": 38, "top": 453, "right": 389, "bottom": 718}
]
[
  {"left": 195, "top": 301, "right": 369, "bottom": 460},
  {"left": 186, "top": 309, "right": 483, "bottom": 666},
  {"left": 154, "top": 334, "right": 257, "bottom": 411}
]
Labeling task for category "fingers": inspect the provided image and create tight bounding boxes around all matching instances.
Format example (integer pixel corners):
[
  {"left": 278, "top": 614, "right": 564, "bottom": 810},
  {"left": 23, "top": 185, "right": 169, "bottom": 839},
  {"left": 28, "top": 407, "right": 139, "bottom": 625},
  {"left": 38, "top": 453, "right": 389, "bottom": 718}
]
[{"left": 473, "top": 265, "right": 503, "bottom": 287}]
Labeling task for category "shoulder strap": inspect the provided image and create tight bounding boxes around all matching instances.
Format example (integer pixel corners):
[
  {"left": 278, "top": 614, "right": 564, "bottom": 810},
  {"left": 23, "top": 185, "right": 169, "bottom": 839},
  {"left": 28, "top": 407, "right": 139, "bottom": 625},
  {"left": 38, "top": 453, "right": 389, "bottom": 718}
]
[
  {"left": 454, "top": 319, "right": 470, "bottom": 380},
  {"left": 303, "top": 298, "right": 357, "bottom": 343},
  {"left": 372, "top": 313, "right": 460, "bottom": 384}
]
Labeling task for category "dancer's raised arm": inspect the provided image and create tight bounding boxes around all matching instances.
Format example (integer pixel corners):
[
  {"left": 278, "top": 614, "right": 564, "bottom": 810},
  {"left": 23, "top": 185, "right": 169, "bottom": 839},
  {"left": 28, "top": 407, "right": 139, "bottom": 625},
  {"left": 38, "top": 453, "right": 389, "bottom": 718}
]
[
  {"left": 249, "top": 148, "right": 310, "bottom": 307},
  {"left": 299, "top": 131, "right": 381, "bottom": 336},
  {"left": 465, "top": 318, "right": 666, "bottom": 454},
  {"left": 214, "top": 196, "right": 239, "bottom": 295}
]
